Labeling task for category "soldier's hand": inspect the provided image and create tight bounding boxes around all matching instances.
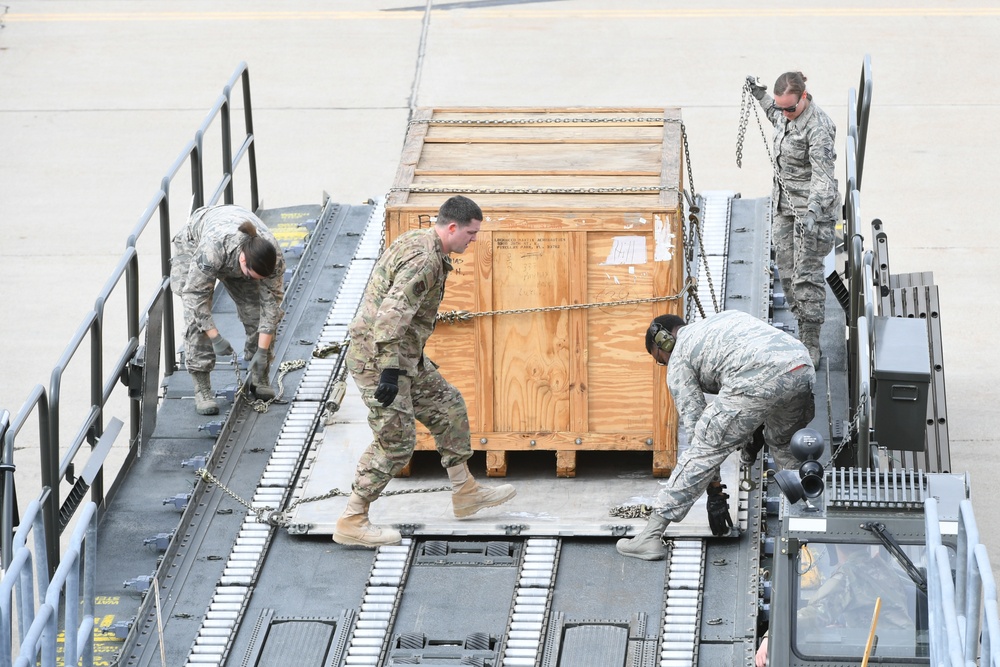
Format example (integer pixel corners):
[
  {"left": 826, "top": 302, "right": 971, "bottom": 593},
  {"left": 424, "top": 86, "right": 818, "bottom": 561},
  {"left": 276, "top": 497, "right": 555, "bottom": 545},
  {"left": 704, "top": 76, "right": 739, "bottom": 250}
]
[
  {"left": 248, "top": 347, "right": 269, "bottom": 378},
  {"left": 374, "top": 368, "right": 400, "bottom": 407},
  {"left": 211, "top": 334, "right": 234, "bottom": 357},
  {"left": 801, "top": 211, "right": 817, "bottom": 233},
  {"left": 706, "top": 484, "right": 734, "bottom": 536},
  {"left": 746, "top": 75, "right": 767, "bottom": 100},
  {"left": 741, "top": 425, "right": 767, "bottom": 466}
]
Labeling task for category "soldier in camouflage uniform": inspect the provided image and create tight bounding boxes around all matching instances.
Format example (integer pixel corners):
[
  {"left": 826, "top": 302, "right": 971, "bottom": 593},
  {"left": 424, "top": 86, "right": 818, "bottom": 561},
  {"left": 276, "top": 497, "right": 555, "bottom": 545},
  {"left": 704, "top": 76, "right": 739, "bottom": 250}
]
[
  {"left": 333, "top": 196, "right": 516, "bottom": 548},
  {"left": 748, "top": 72, "right": 841, "bottom": 366},
  {"left": 617, "top": 310, "right": 814, "bottom": 561},
  {"left": 171, "top": 205, "right": 285, "bottom": 415}
]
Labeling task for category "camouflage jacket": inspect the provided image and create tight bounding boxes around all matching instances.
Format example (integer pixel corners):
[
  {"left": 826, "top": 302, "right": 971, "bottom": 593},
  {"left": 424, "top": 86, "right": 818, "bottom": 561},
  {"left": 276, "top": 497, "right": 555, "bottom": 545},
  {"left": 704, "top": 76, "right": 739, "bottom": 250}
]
[
  {"left": 348, "top": 227, "right": 452, "bottom": 374},
  {"left": 172, "top": 205, "right": 285, "bottom": 335},
  {"left": 759, "top": 94, "right": 842, "bottom": 221},
  {"left": 667, "top": 311, "right": 811, "bottom": 442}
]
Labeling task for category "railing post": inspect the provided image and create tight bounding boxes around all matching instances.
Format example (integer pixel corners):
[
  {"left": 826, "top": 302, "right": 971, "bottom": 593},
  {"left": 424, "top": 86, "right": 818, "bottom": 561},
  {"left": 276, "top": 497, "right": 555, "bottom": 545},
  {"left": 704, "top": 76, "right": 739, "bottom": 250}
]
[
  {"left": 0, "top": 409, "right": 13, "bottom": 570},
  {"left": 192, "top": 131, "right": 204, "bottom": 212},
  {"left": 90, "top": 300, "right": 105, "bottom": 507},
  {"left": 239, "top": 65, "right": 259, "bottom": 213},
  {"left": 221, "top": 88, "right": 234, "bottom": 205},
  {"left": 159, "top": 180, "right": 177, "bottom": 376}
]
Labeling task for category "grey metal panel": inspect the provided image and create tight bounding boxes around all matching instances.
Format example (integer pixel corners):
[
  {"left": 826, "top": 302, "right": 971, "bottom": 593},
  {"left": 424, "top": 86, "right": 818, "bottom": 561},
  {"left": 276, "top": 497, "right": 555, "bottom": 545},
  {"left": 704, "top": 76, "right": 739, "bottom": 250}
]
[
  {"left": 549, "top": 541, "right": 666, "bottom": 622},
  {"left": 255, "top": 618, "right": 336, "bottom": 667},
  {"left": 725, "top": 195, "right": 771, "bottom": 322},
  {"left": 884, "top": 278, "right": 951, "bottom": 472},
  {"left": 558, "top": 624, "right": 629, "bottom": 666},
  {"left": 393, "top": 543, "right": 519, "bottom": 642}
]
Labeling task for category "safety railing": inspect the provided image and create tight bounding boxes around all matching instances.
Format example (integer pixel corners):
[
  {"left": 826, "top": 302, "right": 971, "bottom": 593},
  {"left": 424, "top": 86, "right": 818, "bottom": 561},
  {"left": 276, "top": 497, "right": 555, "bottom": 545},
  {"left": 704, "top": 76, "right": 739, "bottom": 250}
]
[
  {"left": 1, "top": 502, "right": 98, "bottom": 667},
  {"left": 0, "top": 60, "right": 259, "bottom": 592},
  {"left": 925, "top": 497, "right": 1000, "bottom": 666}
]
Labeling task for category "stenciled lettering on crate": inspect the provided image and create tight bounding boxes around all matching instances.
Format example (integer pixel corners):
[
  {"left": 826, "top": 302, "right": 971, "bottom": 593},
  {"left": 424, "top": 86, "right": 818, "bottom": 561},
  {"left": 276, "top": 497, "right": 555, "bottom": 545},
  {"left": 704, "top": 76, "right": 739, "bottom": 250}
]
[{"left": 385, "top": 107, "right": 686, "bottom": 477}]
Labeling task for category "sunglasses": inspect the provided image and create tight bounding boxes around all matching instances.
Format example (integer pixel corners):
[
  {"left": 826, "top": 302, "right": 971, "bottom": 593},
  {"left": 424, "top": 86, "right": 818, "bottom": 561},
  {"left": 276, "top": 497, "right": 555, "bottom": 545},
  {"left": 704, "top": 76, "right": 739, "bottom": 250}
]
[{"left": 775, "top": 97, "right": 803, "bottom": 113}]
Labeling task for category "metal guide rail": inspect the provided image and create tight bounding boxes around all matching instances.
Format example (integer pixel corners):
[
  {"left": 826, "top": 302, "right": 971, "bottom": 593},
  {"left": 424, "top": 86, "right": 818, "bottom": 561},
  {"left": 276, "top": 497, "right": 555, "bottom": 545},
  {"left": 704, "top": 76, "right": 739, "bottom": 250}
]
[{"left": 178, "top": 203, "right": 386, "bottom": 667}]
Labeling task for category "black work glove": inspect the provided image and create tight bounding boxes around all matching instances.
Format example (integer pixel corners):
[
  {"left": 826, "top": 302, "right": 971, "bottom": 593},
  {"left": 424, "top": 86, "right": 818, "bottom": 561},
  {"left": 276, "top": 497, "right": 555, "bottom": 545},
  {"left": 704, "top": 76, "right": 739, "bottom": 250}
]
[
  {"left": 746, "top": 74, "right": 767, "bottom": 100},
  {"left": 706, "top": 484, "right": 734, "bottom": 536},
  {"left": 211, "top": 334, "right": 234, "bottom": 357},
  {"left": 374, "top": 368, "right": 400, "bottom": 407},
  {"left": 741, "top": 425, "right": 767, "bottom": 466}
]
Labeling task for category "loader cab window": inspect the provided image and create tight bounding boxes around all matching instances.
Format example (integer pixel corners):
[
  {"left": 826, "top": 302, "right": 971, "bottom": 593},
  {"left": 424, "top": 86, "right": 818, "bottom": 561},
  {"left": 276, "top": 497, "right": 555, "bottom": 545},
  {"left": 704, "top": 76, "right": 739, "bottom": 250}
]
[{"left": 791, "top": 541, "right": 933, "bottom": 660}]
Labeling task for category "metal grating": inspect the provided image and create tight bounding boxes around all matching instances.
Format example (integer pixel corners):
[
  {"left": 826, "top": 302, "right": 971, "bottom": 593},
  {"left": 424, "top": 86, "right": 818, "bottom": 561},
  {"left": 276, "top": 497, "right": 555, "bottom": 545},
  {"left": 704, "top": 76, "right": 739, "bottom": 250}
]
[{"left": 826, "top": 467, "right": 927, "bottom": 509}]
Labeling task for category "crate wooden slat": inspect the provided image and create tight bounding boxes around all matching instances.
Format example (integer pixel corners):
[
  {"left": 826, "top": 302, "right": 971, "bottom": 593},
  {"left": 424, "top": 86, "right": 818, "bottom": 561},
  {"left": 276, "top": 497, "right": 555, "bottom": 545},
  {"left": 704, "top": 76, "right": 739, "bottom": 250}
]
[{"left": 386, "top": 107, "right": 685, "bottom": 477}]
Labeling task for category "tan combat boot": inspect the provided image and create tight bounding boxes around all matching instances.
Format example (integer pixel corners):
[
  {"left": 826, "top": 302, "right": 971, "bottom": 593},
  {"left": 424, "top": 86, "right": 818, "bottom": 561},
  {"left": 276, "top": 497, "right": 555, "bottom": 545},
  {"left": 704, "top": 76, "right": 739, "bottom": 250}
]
[
  {"left": 616, "top": 514, "right": 670, "bottom": 561},
  {"left": 798, "top": 322, "right": 822, "bottom": 367},
  {"left": 191, "top": 371, "right": 219, "bottom": 415},
  {"left": 333, "top": 492, "right": 401, "bottom": 547},
  {"left": 447, "top": 462, "right": 516, "bottom": 518}
]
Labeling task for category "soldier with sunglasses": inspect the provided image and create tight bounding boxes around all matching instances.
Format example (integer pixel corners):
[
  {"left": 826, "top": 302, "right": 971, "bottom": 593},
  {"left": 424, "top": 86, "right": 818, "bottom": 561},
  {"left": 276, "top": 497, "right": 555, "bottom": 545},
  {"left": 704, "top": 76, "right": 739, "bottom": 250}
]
[{"left": 747, "top": 72, "right": 841, "bottom": 367}]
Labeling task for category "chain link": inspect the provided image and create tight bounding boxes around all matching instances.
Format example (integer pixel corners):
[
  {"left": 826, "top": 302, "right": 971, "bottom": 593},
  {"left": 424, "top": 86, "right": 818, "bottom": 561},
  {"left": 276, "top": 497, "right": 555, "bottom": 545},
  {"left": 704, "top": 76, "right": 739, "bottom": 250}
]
[
  {"left": 193, "top": 467, "right": 451, "bottom": 528},
  {"left": 735, "top": 81, "right": 804, "bottom": 232},
  {"left": 436, "top": 278, "right": 697, "bottom": 324},
  {"left": 230, "top": 355, "right": 306, "bottom": 414},
  {"left": 609, "top": 503, "right": 652, "bottom": 520},
  {"left": 827, "top": 399, "right": 868, "bottom": 469},
  {"left": 409, "top": 116, "right": 677, "bottom": 126}
]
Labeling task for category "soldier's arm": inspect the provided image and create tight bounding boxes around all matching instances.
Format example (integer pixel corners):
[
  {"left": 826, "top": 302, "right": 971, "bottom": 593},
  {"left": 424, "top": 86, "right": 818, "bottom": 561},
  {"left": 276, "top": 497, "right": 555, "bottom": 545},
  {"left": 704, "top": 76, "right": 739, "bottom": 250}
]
[
  {"left": 759, "top": 93, "right": 781, "bottom": 125},
  {"left": 805, "top": 120, "right": 839, "bottom": 216},
  {"left": 184, "top": 252, "right": 222, "bottom": 335},
  {"left": 668, "top": 360, "right": 707, "bottom": 442},
  {"left": 372, "top": 251, "right": 435, "bottom": 370},
  {"left": 257, "top": 249, "right": 286, "bottom": 340}
]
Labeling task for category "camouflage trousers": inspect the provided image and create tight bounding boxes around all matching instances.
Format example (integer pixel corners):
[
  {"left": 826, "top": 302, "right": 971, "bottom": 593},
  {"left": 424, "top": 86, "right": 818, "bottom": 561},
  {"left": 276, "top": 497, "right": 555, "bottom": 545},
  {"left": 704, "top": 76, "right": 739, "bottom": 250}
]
[
  {"left": 656, "top": 364, "right": 815, "bottom": 522},
  {"left": 348, "top": 364, "right": 472, "bottom": 502},
  {"left": 170, "top": 252, "right": 279, "bottom": 373},
  {"left": 772, "top": 213, "right": 836, "bottom": 326}
]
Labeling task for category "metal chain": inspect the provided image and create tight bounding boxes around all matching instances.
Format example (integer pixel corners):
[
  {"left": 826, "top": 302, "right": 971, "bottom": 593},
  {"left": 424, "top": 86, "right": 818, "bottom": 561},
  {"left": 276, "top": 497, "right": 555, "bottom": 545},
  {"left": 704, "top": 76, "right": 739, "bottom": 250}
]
[
  {"left": 685, "top": 205, "right": 718, "bottom": 316},
  {"left": 827, "top": 399, "right": 868, "bottom": 469},
  {"left": 436, "top": 278, "right": 697, "bottom": 324},
  {"left": 679, "top": 212, "right": 707, "bottom": 321},
  {"left": 231, "top": 355, "right": 306, "bottom": 414},
  {"left": 409, "top": 116, "right": 677, "bottom": 126},
  {"left": 679, "top": 120, "right": 696, "bottom": 199},
  {"left": 609, "top": 503, "right": 652, "bottom": 520},
  {"left": 193, "top": 467, "right": 451, "bottom": 527},
  {"left": 735, "top": 81, "right": 804, "bottom": 231}
]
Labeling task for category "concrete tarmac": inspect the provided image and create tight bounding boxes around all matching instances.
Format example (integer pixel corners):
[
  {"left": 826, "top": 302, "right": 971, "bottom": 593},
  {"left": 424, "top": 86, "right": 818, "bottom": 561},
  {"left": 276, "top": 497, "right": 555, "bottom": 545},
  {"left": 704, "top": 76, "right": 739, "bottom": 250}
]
[{"left": 2, "top": 1, "right": 998, "bottom": 570}]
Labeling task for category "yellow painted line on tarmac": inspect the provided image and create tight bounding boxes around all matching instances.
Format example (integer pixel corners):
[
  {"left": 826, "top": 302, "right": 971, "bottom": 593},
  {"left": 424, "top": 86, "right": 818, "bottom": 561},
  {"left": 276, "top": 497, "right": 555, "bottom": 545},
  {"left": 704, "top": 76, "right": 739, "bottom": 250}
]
[{"left": 4, "top": 7, "right": 1000, "bottom": 22}]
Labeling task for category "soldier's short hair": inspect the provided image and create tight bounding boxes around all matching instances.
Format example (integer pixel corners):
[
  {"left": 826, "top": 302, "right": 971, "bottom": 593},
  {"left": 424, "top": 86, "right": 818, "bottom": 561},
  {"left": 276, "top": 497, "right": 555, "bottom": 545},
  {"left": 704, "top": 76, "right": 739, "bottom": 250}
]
[
  {"left": 437, "top": 196, "right": 483, "bottom": 228},
  {"left": 645, "top": 314, "right": 686, "bottom": 354}
]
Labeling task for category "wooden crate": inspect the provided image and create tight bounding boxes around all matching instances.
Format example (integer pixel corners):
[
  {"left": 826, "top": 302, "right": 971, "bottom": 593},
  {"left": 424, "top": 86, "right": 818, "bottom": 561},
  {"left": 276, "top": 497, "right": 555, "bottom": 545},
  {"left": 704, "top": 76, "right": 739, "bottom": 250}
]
[{"left": 386, "top": 107, "right": 685, "bottom": 477}]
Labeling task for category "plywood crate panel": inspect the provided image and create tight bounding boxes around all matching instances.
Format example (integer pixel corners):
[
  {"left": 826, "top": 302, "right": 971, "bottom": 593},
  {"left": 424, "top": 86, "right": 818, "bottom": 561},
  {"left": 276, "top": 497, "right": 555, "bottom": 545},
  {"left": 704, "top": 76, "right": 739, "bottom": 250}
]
[{"left": 386, "top": 108, "right": 686, "bottom": 477}]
